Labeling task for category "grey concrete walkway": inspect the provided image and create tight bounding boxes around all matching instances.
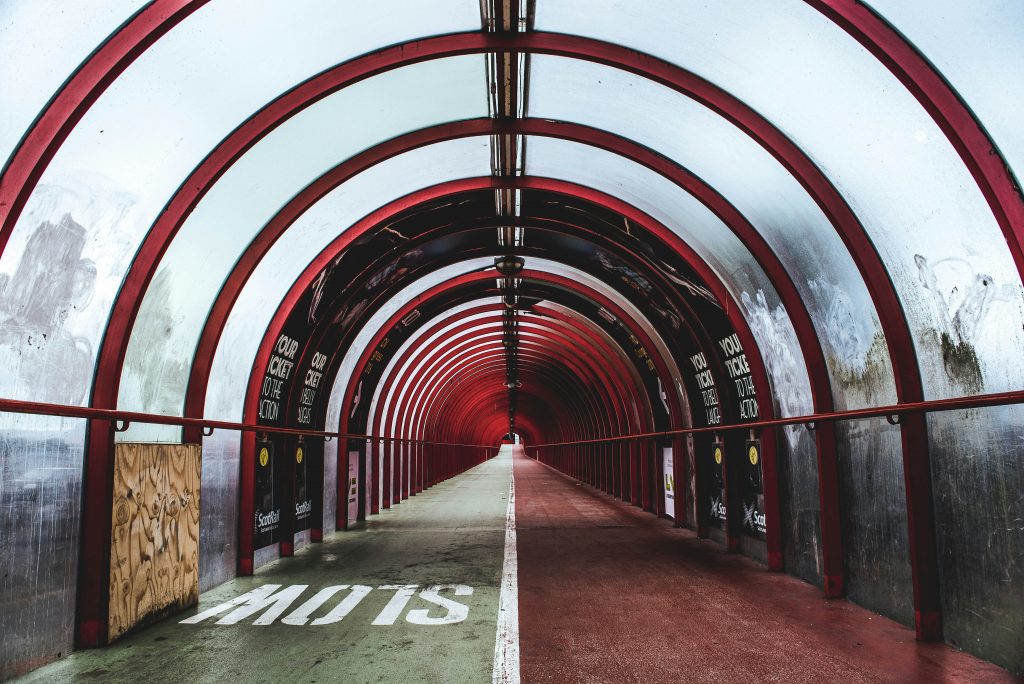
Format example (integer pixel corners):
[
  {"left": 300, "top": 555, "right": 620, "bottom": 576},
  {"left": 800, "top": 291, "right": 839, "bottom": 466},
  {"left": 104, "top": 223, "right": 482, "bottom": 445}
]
[{"left": 18, "top": 450, "right": 514, "bottom": 684}]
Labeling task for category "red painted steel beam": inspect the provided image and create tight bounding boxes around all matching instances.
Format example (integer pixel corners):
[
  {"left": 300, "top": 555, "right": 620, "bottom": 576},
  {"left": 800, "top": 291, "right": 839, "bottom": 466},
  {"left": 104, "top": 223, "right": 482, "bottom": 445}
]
[
  {"left": 413, "top": 360, "right": 598, "bottom": 473},
  {"left": 372, "top": 325, "right": 602, "bottom": 485},
  {"left": 393, "top": 270, "right": 671, "bottom": 436},
  {"left": 325, "top": 268, "right": 663, "bottom": 518},
  {"left": 405, "top": 334, "right": 629, "bottom": 446},
  {"left": 371, "top": 306, "right": 638, "bottom": 492},
  {"left": 426, "top": 361, "right": 603, "bottom": 450},
  {"left": 126, "top": 109, "right": 864, "bottom": 587},
  {"left": 430, "top": 372, "right": 594, "bottom": 451},
  {"left": 365, "top": 304, "right": 506, "bottom": 495},
  {"left": 381, "top": 316, "right": 640, "bottom": 448},
  {"left": 3, "top": 20, "right": 997, "bottom": 632},
  {"left": 143, "top": 114, "right": 828, "bottom": 565},
  {"left": 531, "top": 305, "right": 655, "bottom": 495},
  {"left": 343, "top": 269, "right": 678, "bottom": 511},
  {"left": 804, "top": 1, "right": 1023, "bottom": 634},
  {"left": 381, "top": 344, "right": 613, "bottom": 504},
  {"left": 383, "top": 358, "right": 592, "bottom": 501},
  {"left": 34, "top": 18, "right": 950, "bottom": 630},
  {"left": 417, "top": 330, "right": 645, "bottom": 476},
  {"left": 26, "top": 3, "right": 213, "bottom": 649},
  {"left": 227, "top": 177, "right": 778, "bottom": 558},
  {"left": 363, "top": 306, "right": 525, "bottom": 495},
  {"left": 387, "top": 337, "right": 623, "bottom": 465},
  {"left": 404, "top": 340, "right": 624, "bottom": 458},
  {"left": 366, "top": 290, "right": 647, "bottom": 450}
]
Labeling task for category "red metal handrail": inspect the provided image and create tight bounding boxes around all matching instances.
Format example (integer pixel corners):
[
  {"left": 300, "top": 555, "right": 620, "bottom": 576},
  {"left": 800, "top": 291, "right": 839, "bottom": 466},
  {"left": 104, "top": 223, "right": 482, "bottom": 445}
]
[
  {"left": 532, "top": 389, "right": 1024, "bottom": 448},
  {"left": 3, "top": 389, "right": 1022, "bottom": 450},
  {"left": 0, "top": 397, "right": 495, "bottom": 449}
]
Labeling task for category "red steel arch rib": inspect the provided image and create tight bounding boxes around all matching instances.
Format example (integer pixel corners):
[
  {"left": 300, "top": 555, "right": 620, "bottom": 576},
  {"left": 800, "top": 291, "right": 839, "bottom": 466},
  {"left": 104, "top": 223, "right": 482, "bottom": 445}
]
[
  {"left": 372, "top": 314, "right": 639, "bottom": 504},
  {"left": 211, "top": 178, "right": 782, "bottom": 573},
  {"left": 395, "top": 334, "right": 633, "bottom": 481},
  {"left": 72, "top": 39, "right": 923, "bottom": 617},
  {"left": 380, "top": 313, "right": 640, "bottom": 457},
  {"left": 366, "top": 305, "right": 638, "bottom": 500},
  {"left": 50, "top": 21, "right": 987, "bottom": 640},
  {"left": 107, "top": 109, "right": 875, "bottom": 593},
  {"left": 334, "top": 269, "right": 670, "bottom": 498},
  {"left": 375, "top": 338, "right": 621, "bottom": 508}
]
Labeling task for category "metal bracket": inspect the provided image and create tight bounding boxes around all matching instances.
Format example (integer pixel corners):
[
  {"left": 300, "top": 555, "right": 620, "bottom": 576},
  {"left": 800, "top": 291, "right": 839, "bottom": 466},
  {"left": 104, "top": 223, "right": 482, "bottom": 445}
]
[
  {"left": 805, "top": 421, "right": 817, "bottom": 432},
  {"left": 885, "top": 413, "right": 902, "bottom": 426},
  {"left": 114, "top": 420, "right": 131, "bottom": 432},
  {"left": 201, "top": 426, "right": 215, "bottom": 437},
  {"left": 324, "top": 435, "right": 333, "bottom": 442}
]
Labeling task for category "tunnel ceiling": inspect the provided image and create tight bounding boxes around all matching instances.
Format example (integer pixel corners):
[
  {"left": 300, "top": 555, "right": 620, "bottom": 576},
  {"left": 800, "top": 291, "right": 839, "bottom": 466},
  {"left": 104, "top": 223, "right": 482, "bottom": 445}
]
[{"left": 0, "top": 0, "right": 1021, "bottom": 446}]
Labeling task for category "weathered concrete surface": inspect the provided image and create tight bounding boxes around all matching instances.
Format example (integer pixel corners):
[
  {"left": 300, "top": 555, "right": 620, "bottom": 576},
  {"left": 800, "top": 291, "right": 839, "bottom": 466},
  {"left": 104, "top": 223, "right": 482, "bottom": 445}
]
[
  {"left": 515, "top": 453, "right": 1017, "bottom": 683},
  {"left": 14, "top": 451, "right": 512, "bottom": 684}
]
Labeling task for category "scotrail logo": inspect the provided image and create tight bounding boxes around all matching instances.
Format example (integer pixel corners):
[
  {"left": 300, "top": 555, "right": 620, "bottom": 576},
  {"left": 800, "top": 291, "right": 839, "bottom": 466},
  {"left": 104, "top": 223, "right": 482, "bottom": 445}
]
[
  {"left": 256, "top": 509, "right": 281, "bottom": 528},
  {"left": 743, "top": 502, "right": 766, "bottom": 533},
  {"left": 710, "top": 496, "right": 726, "bottom": 521}
]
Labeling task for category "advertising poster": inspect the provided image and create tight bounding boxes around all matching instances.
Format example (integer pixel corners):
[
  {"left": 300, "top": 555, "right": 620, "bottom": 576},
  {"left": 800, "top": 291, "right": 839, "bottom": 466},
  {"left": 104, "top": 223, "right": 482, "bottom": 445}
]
[
  {"left": 708, "top": 440, "right": 727, "bottom": 529},
  {"left": 254, "top": 440, "right": 281, "bottom": 548},
  {"left": 293, "top": 441, "right": 312, "bottom": 531},
  {"left": 347, "top": 450, "right": 360, "bottom": 523},
  {"left": 716, "top": 333, "right": 764, "bottom": 540},
  {"left": 365, "top": 442, "right": 373, "bottom": 519},
  {"left": 742, "top": 440, "right": 767, "bottom": 539},
  {"left": 662, "top": 446, "right": 675, "bottom": 518}
]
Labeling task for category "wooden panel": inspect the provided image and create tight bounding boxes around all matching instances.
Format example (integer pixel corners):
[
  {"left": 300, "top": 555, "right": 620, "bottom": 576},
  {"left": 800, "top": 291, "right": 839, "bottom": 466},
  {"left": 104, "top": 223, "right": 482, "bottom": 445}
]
[{"left": 108, "top": 443, "right": 201, "bottom": 641}]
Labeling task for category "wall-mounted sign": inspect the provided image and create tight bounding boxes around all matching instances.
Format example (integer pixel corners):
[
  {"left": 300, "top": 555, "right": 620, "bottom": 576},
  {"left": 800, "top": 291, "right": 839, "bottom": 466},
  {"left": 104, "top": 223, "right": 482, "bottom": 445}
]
[
  {"left": 718, "top": 333, "right": 757, "bottom": 421},
  {"left": 662, "top": 446, "right": 674, "bottom": 519},
  {"left": 258, "top": 334, "right": 299, "bottom": 423},
  {"left": 689, "top": 351, "right": 721, "bottom": 426},
  {"left": 708, "top": 441, "right": 727, "bottom": 527},
  {"left": 254, "top": 440, "right": 281, "bottom": 548},
  {"left": 294, "top": 442, "right": 312, "bottom": 530},
  {"left": 347, "top": 450, "right": 360, "bottom": 523},
  {"left": 296, "top": 351, "right": 327, "bottom": 426},
  {"left": 742, "top": 440, "right": 766, "bottom": 539}
]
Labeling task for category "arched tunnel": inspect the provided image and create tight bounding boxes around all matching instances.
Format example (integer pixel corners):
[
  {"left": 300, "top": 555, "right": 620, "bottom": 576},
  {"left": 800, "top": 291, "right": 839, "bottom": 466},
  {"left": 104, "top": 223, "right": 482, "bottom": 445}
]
[{"left": 1, "top": 1, "right": 1023, "bottom": 681}]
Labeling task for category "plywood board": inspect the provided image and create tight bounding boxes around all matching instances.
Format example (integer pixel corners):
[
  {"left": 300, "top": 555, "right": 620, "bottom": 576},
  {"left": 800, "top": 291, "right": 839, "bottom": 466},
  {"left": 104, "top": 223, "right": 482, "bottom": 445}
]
[{"left": 108, "top": 443, "right": 201, "bottom": 641}]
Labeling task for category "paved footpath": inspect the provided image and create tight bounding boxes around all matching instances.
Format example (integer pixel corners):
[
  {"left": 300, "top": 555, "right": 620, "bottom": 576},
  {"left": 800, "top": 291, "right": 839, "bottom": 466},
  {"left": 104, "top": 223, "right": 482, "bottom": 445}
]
[
  {"left": 17, "top": 446, "right": 1017, "bottom": 683},
  {"left": 18, "top": 447, "right": 517, "bottom": 684},
  {"left": 514, "top": 453, "right": 1016, "bottom": 683}
]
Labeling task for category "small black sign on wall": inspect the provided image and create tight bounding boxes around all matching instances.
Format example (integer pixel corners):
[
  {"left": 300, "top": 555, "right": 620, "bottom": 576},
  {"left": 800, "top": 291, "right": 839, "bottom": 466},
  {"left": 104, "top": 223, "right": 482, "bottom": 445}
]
[
  {"left": 254, "top": 440, "right": 281, "bottom": 548},
  {"left": 741, "top": 440, "right": 766, "bottom": 539}
]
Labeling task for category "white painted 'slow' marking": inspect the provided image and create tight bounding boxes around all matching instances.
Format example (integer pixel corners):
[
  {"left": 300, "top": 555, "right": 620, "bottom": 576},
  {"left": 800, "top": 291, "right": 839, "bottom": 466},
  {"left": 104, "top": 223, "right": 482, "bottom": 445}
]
[
  {"left": 372, "top": 585, "right": 419, "bottom": 625},
  {"left": 493, "top": 448, "right": 520, "bottom": 684},
  {"left": 179, "top": 584, "right": 473, "bottom": 626}
]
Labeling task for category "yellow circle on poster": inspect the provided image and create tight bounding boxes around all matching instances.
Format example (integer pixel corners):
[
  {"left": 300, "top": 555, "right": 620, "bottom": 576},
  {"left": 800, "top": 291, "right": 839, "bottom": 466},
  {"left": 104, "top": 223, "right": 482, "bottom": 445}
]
[
  {"left": 748, "top": 445, "right": 759, "bottom": 466},
  {"left": 713, "top": 446, "right": 723, "bottom": 465},
  {"left": 259, "top": 447, "right": 270, "bottom": 467},
  {"left": 296, "top": 447, "right": 304, "bottom": 464}
]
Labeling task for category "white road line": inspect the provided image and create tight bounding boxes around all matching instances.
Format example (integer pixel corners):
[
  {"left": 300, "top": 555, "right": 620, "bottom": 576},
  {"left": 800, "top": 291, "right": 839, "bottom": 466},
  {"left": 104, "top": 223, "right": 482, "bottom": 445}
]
[{"left": 493, "top": 447, "right": 520, "bottom": 684}]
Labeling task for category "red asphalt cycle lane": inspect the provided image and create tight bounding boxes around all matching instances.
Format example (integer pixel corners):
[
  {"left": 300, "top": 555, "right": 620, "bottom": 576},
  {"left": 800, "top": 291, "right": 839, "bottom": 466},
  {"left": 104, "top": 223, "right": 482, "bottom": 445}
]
[{"left": 513, "top": 453, "right": 1014, "bottom": 683}]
